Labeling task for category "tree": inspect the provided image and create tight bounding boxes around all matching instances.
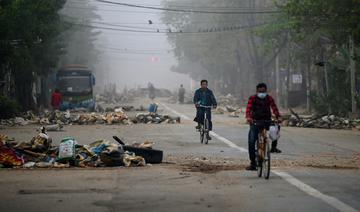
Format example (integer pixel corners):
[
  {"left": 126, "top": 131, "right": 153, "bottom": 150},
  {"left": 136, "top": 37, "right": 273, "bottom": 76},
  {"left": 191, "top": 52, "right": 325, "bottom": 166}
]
[
  {"left": 258, "top": 0, "right": 360, "bottom": 114},
  {"left": 161, "top": 0, "right": 275, "bottom": 98},
  {"left": 0, "top": 0, "right": 67, "bottom": 109}
]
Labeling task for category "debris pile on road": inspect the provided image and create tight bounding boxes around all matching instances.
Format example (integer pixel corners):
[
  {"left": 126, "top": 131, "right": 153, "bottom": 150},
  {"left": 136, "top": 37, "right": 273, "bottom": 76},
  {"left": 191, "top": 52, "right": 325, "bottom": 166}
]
[
  {"left": 0, "top": 109, "right": 180, "bottom": 127},
  {"left": 284, "top": 109, "right": 360, "bottom": 130},
  {"left": 96, "top": 104, "right": 146, "bottom": 113},
  {"left": 218, "top": 94, "right": 242, "bottom": 107},
  {"left": 213, "top": 105, "right": 243, "bottom": 117},
  {"left": 0, "top": 131, "right": 163, "bottom": 168},
  {"left": 131, "top": 113, "right": 180, "bottom": 124}
]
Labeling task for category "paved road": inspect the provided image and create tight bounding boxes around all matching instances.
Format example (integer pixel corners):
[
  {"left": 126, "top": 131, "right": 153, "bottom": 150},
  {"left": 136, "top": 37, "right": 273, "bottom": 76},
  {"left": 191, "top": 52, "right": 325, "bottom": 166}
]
[{"left": 0, "top": 100, "right": 359, "bottom": 212}]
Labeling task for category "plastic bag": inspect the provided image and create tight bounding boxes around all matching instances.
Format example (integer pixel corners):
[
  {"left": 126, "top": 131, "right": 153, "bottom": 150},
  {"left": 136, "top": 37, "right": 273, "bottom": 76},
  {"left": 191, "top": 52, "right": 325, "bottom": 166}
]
[
  {"left": 57, "top": 137, "right": 76, "bottom": 161},
  {"left": 269, "top": 124, "right": 280, "bottom": 141}
]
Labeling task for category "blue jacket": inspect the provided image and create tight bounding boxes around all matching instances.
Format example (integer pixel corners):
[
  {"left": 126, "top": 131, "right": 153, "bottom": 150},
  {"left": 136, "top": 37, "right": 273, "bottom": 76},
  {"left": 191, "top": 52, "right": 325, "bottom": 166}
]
[{"left": 193, "top": 88, "right": 217, "bottom": 107}]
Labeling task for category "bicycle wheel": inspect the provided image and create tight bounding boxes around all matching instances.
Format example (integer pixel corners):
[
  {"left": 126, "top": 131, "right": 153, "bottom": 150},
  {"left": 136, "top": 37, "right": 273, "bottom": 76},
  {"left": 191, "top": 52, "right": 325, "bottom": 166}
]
[
  {"left": 263, "top": 139, "right": 271, "bottom": 179},
  {"left": 204, "top": 119, "right": 209, "bottom": 144},
  {"left": 256, "top": 139, "right": 263, "bottom": 177}
]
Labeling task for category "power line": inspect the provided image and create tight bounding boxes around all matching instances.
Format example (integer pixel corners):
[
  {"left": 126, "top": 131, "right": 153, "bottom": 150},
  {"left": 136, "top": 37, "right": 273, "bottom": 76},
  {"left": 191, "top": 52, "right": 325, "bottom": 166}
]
[
  {"left": 67, "top": 21, "right": 269, "bottom": 34},
  {"left": 90, "top": 21, "right": 169, "bottom": 30},
  {"left": 64, "top": 6, "right": 266, "bottom": 25},
  {"left": 97, "top": 45, "right": 170, "bottom": 54},
  {"left": 63, "top": 5, "right": 162, "bottom": 14},
  {"left": 71, "top": 0, "right": 277, "bottom": 11},
  {"left": 95, "top": 0, "right": 281, "bottom": 14}
]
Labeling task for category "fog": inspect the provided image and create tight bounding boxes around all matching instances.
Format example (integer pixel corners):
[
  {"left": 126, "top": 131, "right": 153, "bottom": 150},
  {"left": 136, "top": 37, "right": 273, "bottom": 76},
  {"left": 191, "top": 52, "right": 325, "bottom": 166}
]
[
  {"left": 59, "top": 0, "right": 360, "bottom": 115},
  {"left": 62, "top": 0, "right": 191, "bottom": 92}
]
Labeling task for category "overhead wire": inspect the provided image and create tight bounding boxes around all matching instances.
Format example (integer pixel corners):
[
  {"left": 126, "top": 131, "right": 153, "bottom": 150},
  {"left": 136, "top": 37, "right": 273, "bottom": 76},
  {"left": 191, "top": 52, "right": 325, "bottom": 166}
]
[
  {"left": 94, "top": 0, "right": 281, "bottom": 14},
  {"left": 66, "top": 21, "right": 269, "bottom": 34},
  {"left": 97, "top": 45, "right": 170, "bottom": 54},
  {"left": 71, "top": 0, "right": 277, "bottom": 10}
]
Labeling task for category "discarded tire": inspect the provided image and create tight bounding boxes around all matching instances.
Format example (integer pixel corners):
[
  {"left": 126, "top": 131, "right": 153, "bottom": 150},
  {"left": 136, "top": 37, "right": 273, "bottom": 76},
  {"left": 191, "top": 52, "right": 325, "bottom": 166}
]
[{"left": 122, "top": 146, "right": 163, "bottom": 164}]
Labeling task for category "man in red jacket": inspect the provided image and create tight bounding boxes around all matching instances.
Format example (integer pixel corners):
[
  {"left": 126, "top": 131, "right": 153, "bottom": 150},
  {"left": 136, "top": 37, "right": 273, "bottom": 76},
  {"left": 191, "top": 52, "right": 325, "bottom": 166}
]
[
  {"left": 51, "top": 89, "right": 62, "bottom": 110},
  {"left": 245, "top": 83, "right": 281, "bottom": 171}
]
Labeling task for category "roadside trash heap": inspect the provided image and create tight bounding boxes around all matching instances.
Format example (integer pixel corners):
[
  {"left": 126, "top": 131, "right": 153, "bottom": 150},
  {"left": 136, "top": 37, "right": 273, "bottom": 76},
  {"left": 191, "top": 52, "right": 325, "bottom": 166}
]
[
  {"left": 0, "top": 108, "right": 181, "bottom": 129},
  {"left": 0, "top": 129, "right": 163, "bottom": 168},
  {"left": 213, "top": 94, "right": 244, "bottom": 117},
  {"left": 214, "top": 105, "right": 243, "bottom": 117},
  {"left": 218, "top": 94, "right": 241, "bottom": 106},
  {"left": 132, "top": 113, "right": 180, "bottom": 124},
  {"left": 284, "top": 109, "right": 360, "bottom": 130},
  {"left": 96, "top": 104, "right": 146, "bottom": 113}
]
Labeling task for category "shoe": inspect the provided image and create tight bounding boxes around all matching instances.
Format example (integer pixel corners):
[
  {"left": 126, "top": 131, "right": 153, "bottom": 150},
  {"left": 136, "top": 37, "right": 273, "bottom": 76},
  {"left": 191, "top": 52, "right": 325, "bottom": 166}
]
[
  {"left": 270, "top": 148, "right": 282, "bottom": 153},
  {"left": 245, "top": 165, "right": 257, "bottom": 171}
]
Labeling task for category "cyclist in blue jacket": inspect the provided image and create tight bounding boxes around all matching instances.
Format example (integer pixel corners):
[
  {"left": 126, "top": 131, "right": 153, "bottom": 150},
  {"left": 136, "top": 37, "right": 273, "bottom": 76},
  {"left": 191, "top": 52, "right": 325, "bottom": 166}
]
[{"left": 193, "top": 79, "right": 217, "bottom": 140}]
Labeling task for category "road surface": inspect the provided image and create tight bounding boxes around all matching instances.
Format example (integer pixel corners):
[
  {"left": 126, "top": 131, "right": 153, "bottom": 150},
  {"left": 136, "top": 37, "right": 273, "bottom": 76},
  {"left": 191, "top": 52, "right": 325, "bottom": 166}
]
[{"left": 0, "top": 99, "right": 359, "bottom": 212}]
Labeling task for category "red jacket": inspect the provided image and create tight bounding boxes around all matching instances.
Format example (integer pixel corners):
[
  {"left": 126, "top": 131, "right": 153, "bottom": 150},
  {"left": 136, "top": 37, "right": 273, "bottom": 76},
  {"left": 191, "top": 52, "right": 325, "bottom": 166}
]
[
  {"left": 51, "top": 92, "right": 62, "bottom": 108},
  {"left": 246, "top": 95, "right": 280, "bottom": 120}
]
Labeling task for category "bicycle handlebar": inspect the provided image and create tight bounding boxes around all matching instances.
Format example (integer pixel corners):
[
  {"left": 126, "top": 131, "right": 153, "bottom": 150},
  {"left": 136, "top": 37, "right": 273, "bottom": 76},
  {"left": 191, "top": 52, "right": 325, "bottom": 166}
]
[
  {"left": 253, "top": 120, "right": 275, "bottom": 125},
  {"left": 198, "top": 105, "right": 213, "bottom": 109}
]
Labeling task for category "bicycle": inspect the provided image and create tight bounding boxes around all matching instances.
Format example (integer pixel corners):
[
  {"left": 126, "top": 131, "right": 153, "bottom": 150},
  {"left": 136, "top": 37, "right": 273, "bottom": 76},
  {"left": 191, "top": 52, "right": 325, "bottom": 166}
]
[
  {"left": 197, "top": 105, "right": 212, "bottom": 145},
  {"left": 254, "top": 120, "right": 274, "bottom": 180}
]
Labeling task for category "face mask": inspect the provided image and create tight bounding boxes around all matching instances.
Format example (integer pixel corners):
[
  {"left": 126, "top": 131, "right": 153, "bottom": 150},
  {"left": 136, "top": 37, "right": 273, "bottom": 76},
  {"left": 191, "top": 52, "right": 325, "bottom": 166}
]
[{"left": 257, "top": 92, "right": 267, "bottom": 99}]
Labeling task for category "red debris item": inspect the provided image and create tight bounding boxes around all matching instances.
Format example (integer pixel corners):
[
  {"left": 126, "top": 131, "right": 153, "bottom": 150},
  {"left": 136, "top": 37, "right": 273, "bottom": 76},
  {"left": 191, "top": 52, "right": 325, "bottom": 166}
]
[{"left": 0, "top": 142, "right": 24, "bottom": 166}]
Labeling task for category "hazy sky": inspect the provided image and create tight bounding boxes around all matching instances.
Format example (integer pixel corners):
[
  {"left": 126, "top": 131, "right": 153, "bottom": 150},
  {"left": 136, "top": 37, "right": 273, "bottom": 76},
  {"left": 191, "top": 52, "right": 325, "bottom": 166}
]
[{"left": 88, "top": 0, "right": 192, "bottom": 91}]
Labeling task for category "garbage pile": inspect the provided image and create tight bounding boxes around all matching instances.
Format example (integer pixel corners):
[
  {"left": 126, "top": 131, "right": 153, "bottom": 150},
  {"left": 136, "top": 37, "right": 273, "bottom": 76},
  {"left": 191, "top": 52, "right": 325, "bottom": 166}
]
[
  {"left": 212, "top": 94, "right": 244, "bottom": 117},
  {"left": 0, "top": 129, "right": 162, "bottom": 168},
  {"left": 131, "top": 113, "right": 180, "bottom": 124},
  {"left": 285, "top": 110, "right": 360, "bottom": 130},
  {"left": 0, "top": 109, "right": 180, "bottom": 128},
  {"left": 217, "top": 94, "right": 242, "bottom": 107},
  {"left": 96, "top": 104, "right": 146, "bottom": 113},
  {"left": 214, "top": 106, "right": 243, "bottom": 118}
]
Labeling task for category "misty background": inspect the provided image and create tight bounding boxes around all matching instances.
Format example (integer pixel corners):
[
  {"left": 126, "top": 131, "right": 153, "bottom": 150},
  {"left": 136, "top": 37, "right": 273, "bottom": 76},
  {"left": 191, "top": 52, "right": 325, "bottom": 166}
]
[{"left": 61, "top": 0, "right": 192, "bottom": 92}]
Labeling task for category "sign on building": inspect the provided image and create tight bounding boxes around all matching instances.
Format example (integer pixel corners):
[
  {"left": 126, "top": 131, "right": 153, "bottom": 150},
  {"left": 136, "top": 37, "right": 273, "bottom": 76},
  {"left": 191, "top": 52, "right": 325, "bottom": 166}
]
[{"left": 292, "top": 74, "right": 303, "bottom": 84}]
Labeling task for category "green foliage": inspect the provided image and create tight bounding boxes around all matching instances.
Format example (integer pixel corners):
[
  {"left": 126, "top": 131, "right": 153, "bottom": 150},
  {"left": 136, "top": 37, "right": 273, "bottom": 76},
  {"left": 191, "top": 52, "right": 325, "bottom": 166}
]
[
  {"left": 311, "top": 64, "right": 352, "bottom": 115},
  {"left": 257, "top": 0, "right": 360, "bottom": 114},
  {"left": 162, "top": 0, "right": 275, "bottom": 94},
  {"left": 0, "top": 96, "right": 21, "bottom": 119},
  {"left": 310, "top": 91, "right": 328, "bottom": 114},
  {"left": 0, "top": 0, "right": 67, "bottom": 109}
]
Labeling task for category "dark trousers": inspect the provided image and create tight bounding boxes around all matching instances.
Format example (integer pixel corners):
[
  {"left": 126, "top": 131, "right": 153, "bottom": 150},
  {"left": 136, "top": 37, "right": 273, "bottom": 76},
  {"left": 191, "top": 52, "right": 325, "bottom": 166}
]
[
  {"left": 248, "top": 124, "right": 280, "bottom": 166},
  {"left": 178, "top": 95, "right": 184, "bottom": 104},
  {"left": 248, "top": 125, "right": 259, "bottom": 166},
  {"left": 194, "top": 108, "right": 212, "bottom": 131}
]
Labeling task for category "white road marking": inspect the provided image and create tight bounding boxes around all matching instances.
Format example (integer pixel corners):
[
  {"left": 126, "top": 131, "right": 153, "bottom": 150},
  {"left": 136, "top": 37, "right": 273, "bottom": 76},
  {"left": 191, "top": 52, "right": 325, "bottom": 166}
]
[
  {"left": 161, "top": 103, "right": 358, "bottom": 212},
  {"left": 160, "top": 103, "right": 247, "bottom": 152},
  {"left": 209, "top": 131, "right": 248, "bottom": 152},
  {"left": 160, "top": 103, "right": 191, "bottom": 121},
  {"left": 272, "top": 170, "right": 358, "bottom": 212}
]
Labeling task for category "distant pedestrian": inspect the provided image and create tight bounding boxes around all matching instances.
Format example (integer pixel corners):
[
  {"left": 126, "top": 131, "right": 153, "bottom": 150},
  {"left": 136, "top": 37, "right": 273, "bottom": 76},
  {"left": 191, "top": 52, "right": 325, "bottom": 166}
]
[
  {"left": 51, "top": 89, "right": 62, "bottom": 110},
  {"left": 148, "top": 82, "right": 155, "bottom": 100},
  {"left": 178, "top": 84, "right": 185, "bottom": 104}
]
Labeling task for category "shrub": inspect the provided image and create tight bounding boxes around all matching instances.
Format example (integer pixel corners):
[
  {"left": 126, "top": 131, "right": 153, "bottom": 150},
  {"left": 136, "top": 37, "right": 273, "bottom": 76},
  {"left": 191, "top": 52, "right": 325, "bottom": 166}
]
[{"left": 0, "top": 96, "right": 21, "bottom": 119}]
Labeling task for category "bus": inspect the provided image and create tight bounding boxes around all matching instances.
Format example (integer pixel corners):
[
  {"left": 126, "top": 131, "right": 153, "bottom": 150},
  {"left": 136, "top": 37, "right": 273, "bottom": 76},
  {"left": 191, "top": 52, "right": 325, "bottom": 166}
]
[{"left": 56, "top": 65, "right": 96, "bottom": 111}]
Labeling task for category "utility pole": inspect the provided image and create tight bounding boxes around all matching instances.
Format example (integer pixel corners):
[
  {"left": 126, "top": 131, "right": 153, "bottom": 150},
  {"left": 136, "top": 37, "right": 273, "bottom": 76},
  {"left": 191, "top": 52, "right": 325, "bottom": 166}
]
[
  {"left": 275, "top": 50, "right": 281, "bottom": 106},
  {"left": 322, "top": 50, "right": 331, "bottom": 114},
  {"left": 349, "top": 35, "right": 357, "bottom": 117},
  {"left": 306, "top": 58, "right": 311, "bottom": 113}
]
